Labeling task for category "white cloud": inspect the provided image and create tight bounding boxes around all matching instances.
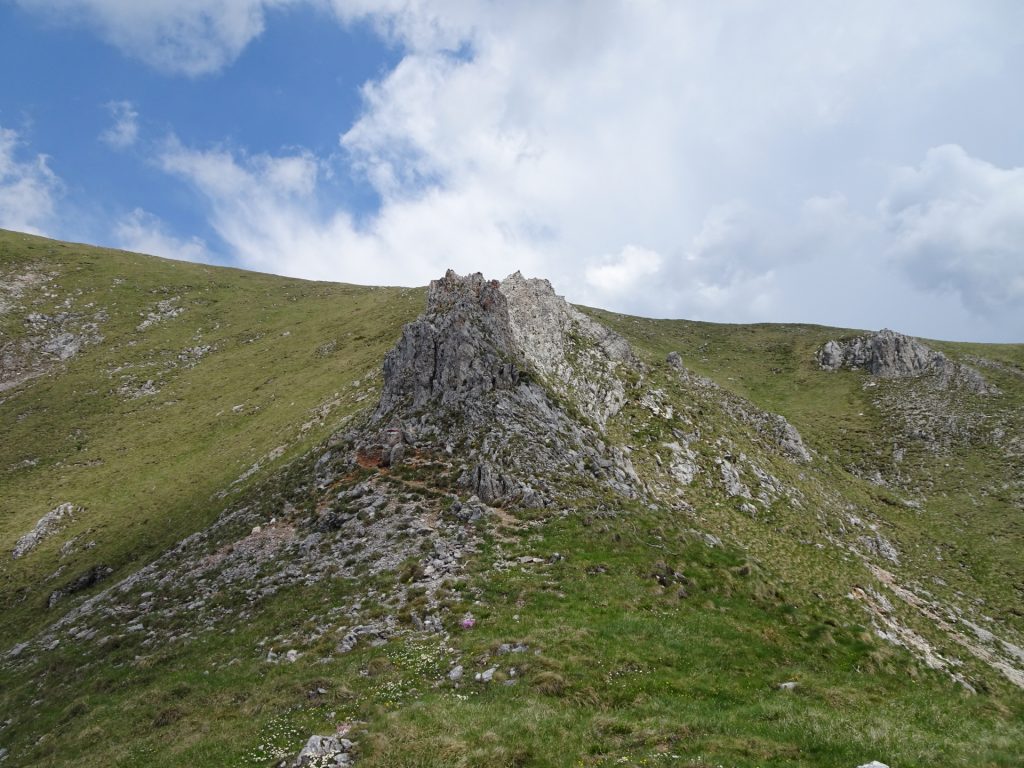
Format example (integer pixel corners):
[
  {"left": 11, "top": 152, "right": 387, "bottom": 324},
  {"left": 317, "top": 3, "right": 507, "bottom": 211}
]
[
  {"left": 882, "top": 144, "right": 1024, "bottom": 317},
  {"left": 585, "top": 246, "right": 663, "bottom": 298},
  {"left": 101, "top": 100, "right": 139, "bottom": 148},
  {"left": 17, "top": 0, "right": 303, "bottom": 76},
  {"left": 50, "top": 1, "right": 1022, "bottom": 339},
  {"left": 114, "top": 208, "right": 209, "bottom": 262},
  {"left": 0, "top": 126, "right": 62, "bottom": 236}
]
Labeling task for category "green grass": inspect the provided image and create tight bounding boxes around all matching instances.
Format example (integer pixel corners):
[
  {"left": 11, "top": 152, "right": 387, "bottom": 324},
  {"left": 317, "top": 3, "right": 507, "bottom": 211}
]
[
  {"left": 1, "top": 230, "right": 1022, "bottom": 766},
  {"left": 0, "top": 230, "right": 423, "bottom": 644},
  {"left": 4, "top": 506, "right": 1020, "bottom": 767}
]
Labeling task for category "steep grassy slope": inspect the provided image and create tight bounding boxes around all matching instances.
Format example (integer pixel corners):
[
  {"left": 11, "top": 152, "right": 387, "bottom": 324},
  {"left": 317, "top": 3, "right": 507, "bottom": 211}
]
[
  {"left": 1, "top": 233, "right": 1022, "bottom": 768},
  {"left": 0, "top": 229, "right": 423, "bottom": 645}
]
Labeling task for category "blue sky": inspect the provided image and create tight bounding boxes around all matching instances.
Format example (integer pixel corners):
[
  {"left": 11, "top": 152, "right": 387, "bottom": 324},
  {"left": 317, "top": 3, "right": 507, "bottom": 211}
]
[{"left": 1, "top": 1, "right": 1023, "bottom": 341}]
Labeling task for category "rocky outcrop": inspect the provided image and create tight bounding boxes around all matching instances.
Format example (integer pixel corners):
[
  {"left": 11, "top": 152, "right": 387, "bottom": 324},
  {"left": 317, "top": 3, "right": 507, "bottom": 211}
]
[
  {"left": 366, "top": 270, "right": 641, "bottom": 506},
  {"left": 817, "top": 329, "right": 993, "bottom": 394},
  {"left": 499, "top": 271, "right": 636, "bottom": 428},
  {"left": 292, "top": 734, "right": 354, "bottom": 767},
  {"left": 374, "top": 271, "right": 520, "bottom": 416},
  {"left": 12, "top": 503, "right": 79, "bottom": 559},
  {"left": 1, "top": 310, "right": 105, "bottom": 393},
  {"left": 668, "top": 360, "right": 812, "bottom": 464}
]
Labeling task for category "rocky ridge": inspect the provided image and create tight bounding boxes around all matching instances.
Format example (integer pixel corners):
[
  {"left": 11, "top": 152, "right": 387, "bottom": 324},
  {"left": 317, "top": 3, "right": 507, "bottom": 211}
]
[
  {"left": 500, "top": 271, "right": 636, "bottom": 429},
  {"left": 817, "top": 328, "right": 993, "bottom": 394}
]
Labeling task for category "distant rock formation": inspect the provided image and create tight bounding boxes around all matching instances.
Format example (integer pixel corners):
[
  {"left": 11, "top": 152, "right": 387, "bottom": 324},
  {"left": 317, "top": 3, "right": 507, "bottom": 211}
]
[{"left": 817, "top": 329, "right": 993, "bottom": 394}]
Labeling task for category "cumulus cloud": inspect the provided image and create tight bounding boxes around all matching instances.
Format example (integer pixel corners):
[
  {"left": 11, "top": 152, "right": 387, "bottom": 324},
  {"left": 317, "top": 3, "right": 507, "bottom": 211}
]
[
  {"left": 882, "top": 144, "right": 1024, "bottom": 317},
  {"left": 100, "top": 100, "right": 139, "bottom": 148},
  {"left": 41, "top": 1, "right": 1023, "bottom": 338},
  {"left": 585, "top": 246, "right": 663, "bottom": 299},
  {"left": 0, "top": 126, "right": 62, "bottom": 236},
  {"left": 17, "top": 0, "right": 302, "bottom": 75},
  {"left": 154, "top": 137, "right": 546, "bottom": 285},
  {"left": 114, "top": 208, "right": 209, "bottom": 262}
]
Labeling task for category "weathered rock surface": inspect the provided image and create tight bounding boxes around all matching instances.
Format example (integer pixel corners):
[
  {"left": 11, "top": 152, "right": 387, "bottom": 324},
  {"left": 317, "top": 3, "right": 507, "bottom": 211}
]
[
  {"left": 669, "top": 363, "right": 812, "bottom": 464},
  {"left": 499, "top": 271, "right": 636, "bottom": 428},
  {"left": 818, "top": 329, "right": 992, "bottom": 393},
  {"left": 12, "top": 503, "right": 79, "bottom": 559},
  {"left": 1, "top": 309, "right": 105, "bottom": 393},
  {"left": 293, "top": 734, "right": 354, "bottom": 767},
  {"left": 364, "top": 270, "right": 641, "bottom": 506}
]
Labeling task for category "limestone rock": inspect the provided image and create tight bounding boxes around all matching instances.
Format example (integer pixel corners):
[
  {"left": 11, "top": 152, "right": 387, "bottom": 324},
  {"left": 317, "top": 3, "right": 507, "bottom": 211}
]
[
  {"left": 818, "top": 329, "right": 992, "bottom": 393},
  {"left": 368, "top": 270, "right": 642, "bottom": 506},
  {"left": 375, "top": 270, "right": 520, "bottom": 416},
  {"left": 294, "top": 734, "right": 353, "bottom": 767},
  {"left": 12, "top": 503, "right": 79, "bottom": 559},
  {"left": 499, "top": 271, "right": 637, "bottom": 428}
]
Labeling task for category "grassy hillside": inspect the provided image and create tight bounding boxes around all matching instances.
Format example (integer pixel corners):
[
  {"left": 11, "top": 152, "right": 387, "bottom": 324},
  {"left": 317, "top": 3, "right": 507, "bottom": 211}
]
[
  {"left": 0, "top": 229, "right": 424, "bottom": 644},
  {"left": 1, "top": 231, "right": 1021, "bottom": 767}
]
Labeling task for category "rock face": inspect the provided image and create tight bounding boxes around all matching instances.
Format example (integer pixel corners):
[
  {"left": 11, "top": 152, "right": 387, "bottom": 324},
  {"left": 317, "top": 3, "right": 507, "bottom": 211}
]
[
  {"left": 375, "top": 271, "right": 520, "bottom": 415},
  {"left": 817, "top": 329, "right": 992, "bottom": 393},
  {"left": 367, "top": 270, "right": 641, "bottom": 506},
  {"left": 499, "top": 271, "right": 636, "bottom": 428}
]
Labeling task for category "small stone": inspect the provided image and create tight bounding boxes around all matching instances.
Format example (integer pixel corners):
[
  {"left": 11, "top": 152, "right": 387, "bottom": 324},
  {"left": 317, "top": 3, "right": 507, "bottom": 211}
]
[
  {"left": 497, "top": 643, "right": 529, "bottom": 655},
  {"left": 448, "top": 664, "right": 464, "bottom": 681},
  {"left": 777, "top": 681, "right": 798, "bottom": 691},
  {"left": 856, "top": 763, "right": 890, "bottom": 768},
  {"left": 285, "top": 649, "right": 300, "bottom": 663}
]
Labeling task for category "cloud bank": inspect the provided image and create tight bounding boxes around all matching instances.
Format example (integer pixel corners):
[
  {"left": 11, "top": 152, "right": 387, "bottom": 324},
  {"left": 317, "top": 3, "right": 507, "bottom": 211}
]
[{"left": 12, "top": 1, "right": 1024, "bottom": 340}]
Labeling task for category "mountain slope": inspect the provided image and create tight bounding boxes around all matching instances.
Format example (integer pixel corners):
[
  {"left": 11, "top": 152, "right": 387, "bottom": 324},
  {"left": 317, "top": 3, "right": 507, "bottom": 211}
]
[{"left": 1, "top": 231, "right": 1022, "bottom": 768}]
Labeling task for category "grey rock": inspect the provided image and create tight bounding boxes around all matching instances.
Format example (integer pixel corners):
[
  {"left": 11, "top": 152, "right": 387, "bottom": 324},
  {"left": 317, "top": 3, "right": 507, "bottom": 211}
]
[
  {"left": 375, "top": 271, "right": 520, "bottom": 415},
  {"left": 666, "top": 351, "right": 683, "bottom": 369},
  {"left": 448, "top": 664, "right": 464, "bottom": 681},
  {"left": 718, "top": 459, "right": 751, "bottom": 499},
  {"left": 13, "top": 502, "right": 78, "bottom": 559},
  {"left": 42, "top": 332, "right": 82, "bottom": 360},
  {"left": 858, "top": 532, "right": 900, "bottom": 565},
  {"left": 367, "top": 270, "right": 643, "bottom": 506},
  {"left": 499, "top": 271, "right": 637, "bottom": 428},
  {"left": 777, "top": 681, "right": 799, "bottom": 691},
  {"left": 497, "top": 643, "right": 529, "bottom": 654},
  {"left": 47, "top": 564, "right": 113, "bottom": 608},
  {"left": 294, "top": 734, "right": 353, "bottom": 767},
  {"left": 855, "top": 763, "right": 890, "bottom": 768},
  {"left": 6, "top": 642, "right": 28, "bottom": 660},
  {"left": 818, "top": 329, "right": 992, "bottom": 393}
]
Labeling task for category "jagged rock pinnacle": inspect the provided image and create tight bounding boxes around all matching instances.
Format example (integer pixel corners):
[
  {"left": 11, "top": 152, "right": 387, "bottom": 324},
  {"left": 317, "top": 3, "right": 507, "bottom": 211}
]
[
  {"left": 375, "top": 270, "right": 521, "bottom": 416},
  {"left": 366, "top": 269, "right": 642, "bottom": 506}
]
